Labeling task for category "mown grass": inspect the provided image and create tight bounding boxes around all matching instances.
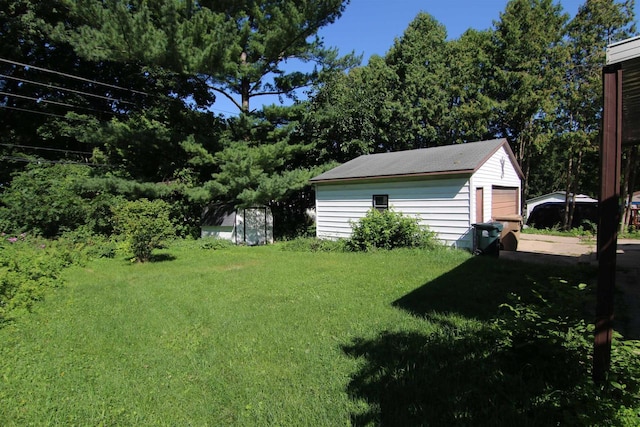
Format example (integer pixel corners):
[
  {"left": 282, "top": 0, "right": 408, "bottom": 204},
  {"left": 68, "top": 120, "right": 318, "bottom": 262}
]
[{"left": 0, "top": 241, "right": 638, "bottom": 425}]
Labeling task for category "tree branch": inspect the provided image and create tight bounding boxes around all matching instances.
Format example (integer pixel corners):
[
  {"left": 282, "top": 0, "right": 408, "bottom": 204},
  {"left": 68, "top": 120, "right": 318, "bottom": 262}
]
[{"left": 210, "top": 87, "right": 242, "bottom": 111}]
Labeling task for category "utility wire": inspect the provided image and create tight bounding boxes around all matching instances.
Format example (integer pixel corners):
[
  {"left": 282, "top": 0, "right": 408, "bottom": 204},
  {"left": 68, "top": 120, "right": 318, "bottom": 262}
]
[
  {"left": 0, "top": 57, "right": 149, "bottom": 96},
  {"left": 0, "top": 104, "right": 76, "bottom": 119},
  {"left": 0, "top": 143, "right": 94, "bottom": 156},
  {"left": 0, "top": 56, "right": 240, "bottom": 116},
  {"left": 0, "top": 155, "right": 113, "bottom": 167},
  {"left": 0, "top": 91, "right": 120, "bottom": 115},
  {"left": 0, "top": 73, "right": 137, "bottom": 105}
]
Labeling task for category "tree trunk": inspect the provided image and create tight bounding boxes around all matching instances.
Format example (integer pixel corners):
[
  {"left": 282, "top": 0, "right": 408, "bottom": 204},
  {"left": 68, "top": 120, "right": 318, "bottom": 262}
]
[
  {"left": 568, "top": 149, "right": 583, "bottom": 230},
  {"left": 521, "top": 155, "right": 530, "bottom": 218},
  {"left": 240, "top": 51, "right": 250, "bottom": 113},
  {"left": 517, "top": 131, "right": 531, "bottom": 217},
  {"left": 563, "top": 152, "right": 574, "bottom": 230},
  {"left": 620, "top": 147, "right": 632, "bottom": 233}
]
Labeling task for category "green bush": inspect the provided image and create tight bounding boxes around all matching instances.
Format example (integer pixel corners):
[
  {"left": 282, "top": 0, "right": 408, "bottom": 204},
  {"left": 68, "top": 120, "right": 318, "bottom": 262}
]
[
  {"left": 58, "top": 228, "right": 117, "bottom": 260},
  {"left": 112, "top": 199, "right": 175, "bottom": 262},
  {"left": 200, "top": 238, "right": 234, "bottom": 250},
  {"left": 280, "top": 237, "right": 349, "bottom": 252},
  {"left": 347, "top": 208, "right": 439, "bottom": 251},
  {"left": 0, "top": 232, "right": 110, "bottom": 322},
  {"left": 0, "top": 164, "right": 90, "bottom": 237},
  {"left": 495, "top": 278, "right": 640, "bottom": 423}
]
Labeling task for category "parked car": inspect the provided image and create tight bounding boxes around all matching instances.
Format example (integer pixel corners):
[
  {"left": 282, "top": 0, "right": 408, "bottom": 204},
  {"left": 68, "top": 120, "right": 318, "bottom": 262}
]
[{"left": 526, "top": 202, "right": 598, "bottom": 230}]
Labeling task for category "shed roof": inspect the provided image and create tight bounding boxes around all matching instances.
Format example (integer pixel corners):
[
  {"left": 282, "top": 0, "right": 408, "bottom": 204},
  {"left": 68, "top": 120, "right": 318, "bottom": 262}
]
[
  {"left": 526, "top": 191, "right": 597, "bottom": 204},
  {"left": 201, "top": 203, "right": 236, "bottom": 227},
  {"left": 310, "top": 138, "right": 522, "bottom": 183}
]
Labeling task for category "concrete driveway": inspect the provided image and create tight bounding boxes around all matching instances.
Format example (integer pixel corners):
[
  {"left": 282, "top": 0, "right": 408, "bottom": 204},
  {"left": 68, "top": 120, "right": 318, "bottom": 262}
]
[
  {"left": 501, "top": 233, "right": 596, "bottom": 265},
  {"left": 500, "top": 233, "right": 640, "bottom": 268},
  {"left": 500, "top": 233, "right": 640, "bottom": 339}
]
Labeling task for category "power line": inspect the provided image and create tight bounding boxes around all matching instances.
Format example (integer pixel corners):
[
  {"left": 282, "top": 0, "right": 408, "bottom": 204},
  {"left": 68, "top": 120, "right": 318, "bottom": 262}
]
[
  {"left": 0, "top": 143, "right": 94, "bottom": 156},
  {"left": 0, "top": 155, "right": 113, "bottom": 167},
  {"left": 0, "top": 104, "right": 76, "bottom": 119},
  {"left": 0, "top": 56, "right": 149, "bottom": 96},
  {"left": 0, "top": 73, "right": 136, "bottom": 105},
  {"left": 0, "top": 56, "right": 247, "bottom": 116},
  {"left": 0, "top": 91, "right": 120, "bottom": 115}
]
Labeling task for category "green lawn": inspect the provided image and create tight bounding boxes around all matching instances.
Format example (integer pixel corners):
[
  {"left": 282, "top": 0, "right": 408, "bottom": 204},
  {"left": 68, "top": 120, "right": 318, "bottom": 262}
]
[{"left": 0, "top": 241, "right": 637, "bottom": 425}]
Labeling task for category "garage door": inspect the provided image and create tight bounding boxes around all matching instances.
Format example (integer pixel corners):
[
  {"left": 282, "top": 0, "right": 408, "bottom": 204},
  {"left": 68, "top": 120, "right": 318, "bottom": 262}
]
[{"left": 492, "top": 186, "right": 518, "bottom": 216}]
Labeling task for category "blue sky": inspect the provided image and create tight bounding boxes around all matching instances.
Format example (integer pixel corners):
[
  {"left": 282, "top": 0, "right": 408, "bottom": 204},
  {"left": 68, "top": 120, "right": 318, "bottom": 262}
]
[
  {"left": 320, "top": 0, "right": 590, "bottom": 61},
  {"left": 212, "top": 0, "right": 638, "bottom": 115}
]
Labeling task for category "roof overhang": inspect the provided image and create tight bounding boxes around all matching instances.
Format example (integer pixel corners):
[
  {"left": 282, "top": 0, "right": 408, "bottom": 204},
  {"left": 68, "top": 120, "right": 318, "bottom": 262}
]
[
  {"left": 311, "top": 169, "right": 474, "bottom": 185},
  {"left": 606, "top": 36, "right": 640, "bottom": 147}
]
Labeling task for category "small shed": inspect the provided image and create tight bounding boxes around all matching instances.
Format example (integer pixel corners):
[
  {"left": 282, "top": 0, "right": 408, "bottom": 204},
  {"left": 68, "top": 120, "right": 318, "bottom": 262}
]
[
  {"left": 310, "top": 139, "right": 523, "bottom": 250},
  {"left": 525, "top": 191, "right": 597, "bottom": 220},
  {"left": 201, "top": 204, "right": 273, "bottom": 245}
]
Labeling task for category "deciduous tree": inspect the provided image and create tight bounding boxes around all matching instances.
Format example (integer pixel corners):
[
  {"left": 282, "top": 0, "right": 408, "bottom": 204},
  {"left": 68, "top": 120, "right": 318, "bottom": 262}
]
[
  {"left": 560, "top": 0, "right": 635, "bottom": 229},
  {"left": 490, "top": 0, "right": 568, "bottom": 210}
]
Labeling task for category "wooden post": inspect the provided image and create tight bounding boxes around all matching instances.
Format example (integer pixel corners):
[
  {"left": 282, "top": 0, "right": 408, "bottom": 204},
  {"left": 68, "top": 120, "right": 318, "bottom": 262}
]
[{"left": 593, "top": 64, "right": 622, "bottom": 382}]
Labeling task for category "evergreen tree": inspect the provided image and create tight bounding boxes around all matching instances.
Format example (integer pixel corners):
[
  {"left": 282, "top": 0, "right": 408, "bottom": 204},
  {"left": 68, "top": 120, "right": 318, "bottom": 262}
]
[{"left": 58, "top": 0, "right": 355, "bottom": 113}]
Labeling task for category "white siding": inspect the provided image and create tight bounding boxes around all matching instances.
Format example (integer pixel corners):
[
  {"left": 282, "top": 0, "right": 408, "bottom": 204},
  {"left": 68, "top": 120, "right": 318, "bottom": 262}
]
[
  {"left": 201, "top": 208, "right": 274, "bottom": 245},
  {"left": 470, "top": 146, "right": 522, "bottom": 223},
  {"left": 315, "top": 177, "right": 472, "bottom": 248},
  {"left": 201, "top": 226, "right": 235, "bottom": 241}
]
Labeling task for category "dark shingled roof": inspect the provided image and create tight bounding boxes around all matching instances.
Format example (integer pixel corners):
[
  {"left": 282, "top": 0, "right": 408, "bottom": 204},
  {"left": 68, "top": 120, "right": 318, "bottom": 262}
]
[{"left": 310, "top": 139, "right": 519, "bottom": 183}]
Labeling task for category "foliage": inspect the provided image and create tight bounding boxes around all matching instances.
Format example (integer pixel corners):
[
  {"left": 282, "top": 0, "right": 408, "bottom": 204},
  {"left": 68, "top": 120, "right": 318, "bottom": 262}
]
[
  {"left": 0, "top": 233, "right": 59, "bottom": 321},
  {"left": 495, "top": 278, "right": 640, "bottom": 424},
  {"left": 490, "top": 0, "right": 569, "bottom": 212},
  {"left": 58, "top": 0, "right": 357, "bottom": 113},
  {"left": 383, "top": 12, "right": 450, "bottom": 149},
  {"left": 1, "top": 0, "right": 638, "bottom": 243},
  {"left": 553, "top": 0, "right": 636, "bottom": 229},
  {"left": 444, "top": 28, "right": 498, "bottom": 143},
  {"left": 304, "top": 12, "right": 462, "bottom": 157},
  {"left": 0, "top": 231, "right": 113, "bottom": 323},
  {"left": 0, "top": 164, "right": 190, "bottom": 239},
  {"left": 0, "top": 164, "right": 91, "bottom": 237},
  {"left": 58, "top": 227, "right": 118, "bottom": 260},
  {"left": 200, "top": 237, "right": 234, "bottom": 251},
  {"left": 279, "top": 237, "right": 349, "bottom": 252},
  {"left": 304, "top": 55, "right": 399, "bottom": 162},
  {"left": 620, "top": 227, "right": 640, "bottom": 239},
  {"left": 522, "top": 224, "right": 596, "bottom": 238},
  {"left": 111, "top": 198, "right": 175, "bottom": 262},
  {"left": 205, "top": 105, "right": 326, "bottom": 207},
  {"left": 347, "top": 208, "right": 439, "bottom": 251}
]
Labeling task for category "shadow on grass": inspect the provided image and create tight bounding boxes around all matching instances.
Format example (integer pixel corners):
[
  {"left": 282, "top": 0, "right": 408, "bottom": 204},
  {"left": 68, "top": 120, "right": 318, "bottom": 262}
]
[
  {"left": 343, "top": 328, "right": 597, "bottom": 426},
  {"left": 393, "top": 256, "right": 551, "bottom": 321},
  {"left": 342, "top": 257, "right": 618, "bottom": 426},
  {"left": 148, "top": 253, "right": 177, "bottom": 263}
]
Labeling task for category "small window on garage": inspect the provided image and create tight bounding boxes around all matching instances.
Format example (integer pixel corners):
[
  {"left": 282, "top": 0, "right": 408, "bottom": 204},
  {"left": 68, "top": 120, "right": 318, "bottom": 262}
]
[{"left": 373, "top": 195, "right": 389, "bottom": 212}]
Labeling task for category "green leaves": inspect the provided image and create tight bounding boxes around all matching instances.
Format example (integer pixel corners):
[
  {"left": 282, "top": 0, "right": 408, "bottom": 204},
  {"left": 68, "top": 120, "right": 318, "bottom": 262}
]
[
  {"left": 59, "top": 0, "right": 353, "bottom": 112},
  {"left": 111, "top": 198, "right": 175, "bottom": 262},
  {"left": 347, "top": 208, "right": 440, "bottom": 251},
  {"left": 0, "top": 164, "right": 91, "bottom": 237}
]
